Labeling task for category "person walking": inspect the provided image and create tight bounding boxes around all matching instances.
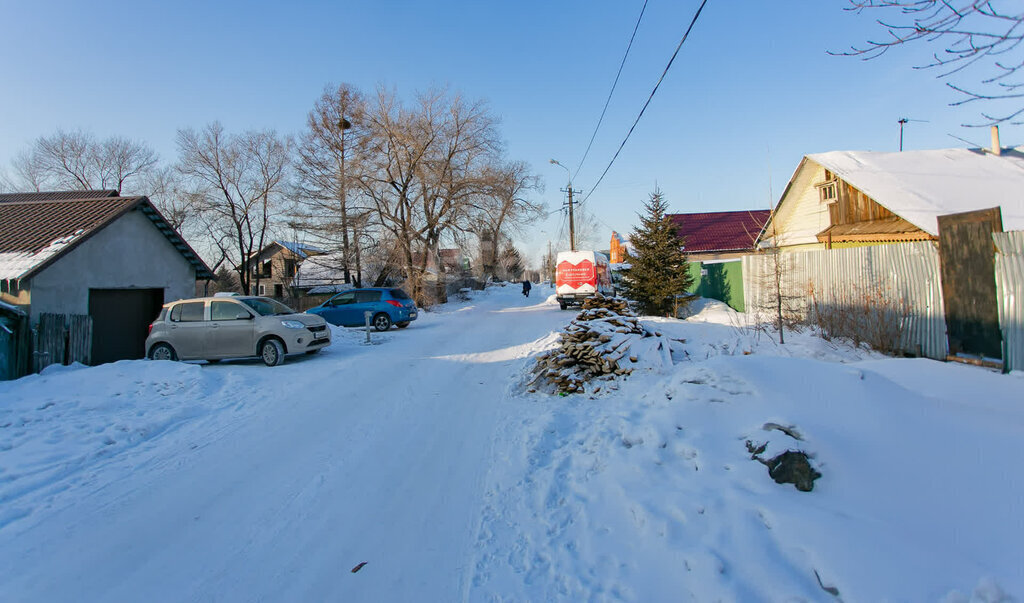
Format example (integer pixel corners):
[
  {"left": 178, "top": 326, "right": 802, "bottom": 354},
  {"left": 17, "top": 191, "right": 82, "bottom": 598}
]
[{"left": 521, "top": 279, "right": 532, "bottom": 297}]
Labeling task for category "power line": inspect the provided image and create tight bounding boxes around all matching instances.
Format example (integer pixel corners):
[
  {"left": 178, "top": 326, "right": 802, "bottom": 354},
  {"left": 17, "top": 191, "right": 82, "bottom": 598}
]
[
  {"left": 579, "top": 0, "right": 710, "bottom": 206},
  {"left": 573, "top": 0, "right": 650, "bottom": 180}
]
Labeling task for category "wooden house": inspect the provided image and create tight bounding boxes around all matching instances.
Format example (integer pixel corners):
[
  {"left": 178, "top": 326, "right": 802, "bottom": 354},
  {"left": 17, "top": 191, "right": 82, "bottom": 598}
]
[
  {"left": 761, "top": 141, "right": 1024, "bottom": 251},
  {"left": 246, "top": 241, "right": 325, "bottom": 298}
]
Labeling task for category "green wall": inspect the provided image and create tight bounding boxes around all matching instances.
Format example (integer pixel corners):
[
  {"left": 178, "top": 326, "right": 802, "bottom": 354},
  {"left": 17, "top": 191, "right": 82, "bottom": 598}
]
[{"left": 687, "top": 260, "right": 745, "bottom": 312}]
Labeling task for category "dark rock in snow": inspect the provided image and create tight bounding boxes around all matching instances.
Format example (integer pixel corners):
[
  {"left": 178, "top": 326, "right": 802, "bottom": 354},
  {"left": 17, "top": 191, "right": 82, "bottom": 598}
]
[{"left": 765, "top": 450, "right": 821, "bottom": 492}]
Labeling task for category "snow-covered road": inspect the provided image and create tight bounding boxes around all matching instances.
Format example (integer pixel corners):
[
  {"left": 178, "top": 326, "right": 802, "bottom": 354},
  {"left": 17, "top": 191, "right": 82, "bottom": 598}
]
[
  {"left": 2, "top": 285, "right": 1022, "bottom": 601},
  {"left": 0, "top": 286, "right": 569, "bottom": 602}
]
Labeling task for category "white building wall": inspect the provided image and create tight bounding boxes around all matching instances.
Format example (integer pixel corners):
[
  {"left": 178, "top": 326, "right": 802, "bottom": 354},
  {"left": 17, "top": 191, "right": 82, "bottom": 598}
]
[
  {"left": 769, "top": 160, "right": 831, "bottom": 249},
  {"left": 28, "top": 209, "right": 196, "bottom": 320}
]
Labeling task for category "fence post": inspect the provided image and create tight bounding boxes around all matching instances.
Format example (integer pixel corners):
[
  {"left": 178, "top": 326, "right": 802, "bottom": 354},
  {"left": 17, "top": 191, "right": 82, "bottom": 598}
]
[{"left": 364, "top": 311, "right": 372, "bottom": 343}]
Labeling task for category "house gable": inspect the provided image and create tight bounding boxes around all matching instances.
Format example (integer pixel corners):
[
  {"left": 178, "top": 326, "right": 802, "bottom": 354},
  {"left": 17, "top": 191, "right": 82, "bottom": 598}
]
[
  {"left": 761, "top": 158, "right": 832, "bottom": 249},
  {"left": 0, "top": 193, "right": 212, "bottom": 283},
  {"left": 28, "top": 208, "right": 198, "bottom": 316},
  {"left": 762, "top": 156, "right": 944, "bottom": 250}
]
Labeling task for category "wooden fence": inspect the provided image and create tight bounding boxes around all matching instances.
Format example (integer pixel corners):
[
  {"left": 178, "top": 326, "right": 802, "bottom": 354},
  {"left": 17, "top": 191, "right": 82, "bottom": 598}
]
[{"left": 33, "top": 313, "right": 92, "bottom": 373}]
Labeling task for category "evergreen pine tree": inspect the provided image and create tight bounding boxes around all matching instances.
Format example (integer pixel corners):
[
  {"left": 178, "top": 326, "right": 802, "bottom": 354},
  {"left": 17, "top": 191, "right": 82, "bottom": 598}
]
[{"left": 620, "top": 188, "right": 695, "bottom": 316}]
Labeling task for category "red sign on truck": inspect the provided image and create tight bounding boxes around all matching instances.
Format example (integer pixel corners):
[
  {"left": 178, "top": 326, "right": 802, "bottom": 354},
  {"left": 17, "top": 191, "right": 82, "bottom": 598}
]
[{"left": 556, "top": 259, "right": 595, "bottom": 290}]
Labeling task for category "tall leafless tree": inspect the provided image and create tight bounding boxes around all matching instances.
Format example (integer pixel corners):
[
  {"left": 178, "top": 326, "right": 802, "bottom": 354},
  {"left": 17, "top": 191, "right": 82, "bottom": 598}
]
[
  {"left": 177, "top": 123, "right": 290, "bottom": 295},
  {"left": 836, "top": 1, "right": 1024, "bottom": 124},
  {"left": 355, "top": 87, "right": 507, "bottom": 305},
  {"left": 143, "top": 165, "right": 195, "bottom": 232},
  {"left": 293, "top": 84, "right": 372, "bottom": 285},
  {"left": 11, "top": 129, "right": 158, "bottom": 193},
  {"left": 473, "top": 160, "right": 545, "bottom": 279}
]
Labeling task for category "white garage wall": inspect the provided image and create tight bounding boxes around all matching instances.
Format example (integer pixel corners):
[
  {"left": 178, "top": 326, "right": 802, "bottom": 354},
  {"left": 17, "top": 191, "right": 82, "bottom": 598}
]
[{"left": 29, "top": 209, "right": 196, "bottom": 320}]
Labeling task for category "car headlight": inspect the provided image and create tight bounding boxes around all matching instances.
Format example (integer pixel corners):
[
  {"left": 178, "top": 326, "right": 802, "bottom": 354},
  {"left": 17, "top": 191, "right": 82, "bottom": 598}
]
[{"left": 281, "top": 320, "right": 305, "bottom": 329}]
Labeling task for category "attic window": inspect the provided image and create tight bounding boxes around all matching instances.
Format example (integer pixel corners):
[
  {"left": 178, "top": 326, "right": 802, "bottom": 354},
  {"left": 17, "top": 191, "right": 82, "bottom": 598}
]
[{"left": 816, "top": 172, "right": 838, "bottom": 205}]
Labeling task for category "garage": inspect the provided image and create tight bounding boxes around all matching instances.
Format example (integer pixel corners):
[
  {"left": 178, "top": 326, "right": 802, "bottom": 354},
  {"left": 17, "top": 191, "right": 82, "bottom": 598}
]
[{"left": 88, "top": 288, "right": 166, "bottom": 365}]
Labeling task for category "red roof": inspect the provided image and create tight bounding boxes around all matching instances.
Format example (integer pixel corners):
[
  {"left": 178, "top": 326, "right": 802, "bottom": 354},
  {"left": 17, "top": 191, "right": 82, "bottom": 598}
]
[{"left": 668, "top": 210, "right": 770, "bottom": 253}]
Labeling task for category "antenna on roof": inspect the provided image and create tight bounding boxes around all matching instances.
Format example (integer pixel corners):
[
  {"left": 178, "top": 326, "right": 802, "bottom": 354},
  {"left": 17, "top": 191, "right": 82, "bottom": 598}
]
[{"left": 898, "top": 117, "right": 929, "bottom": 151}]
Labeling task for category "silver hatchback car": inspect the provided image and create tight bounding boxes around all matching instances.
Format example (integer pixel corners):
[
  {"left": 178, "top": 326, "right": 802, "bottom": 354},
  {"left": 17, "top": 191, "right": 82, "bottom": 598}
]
[{"left": 145, "top": 295, "right": 332, "bottom": 366}]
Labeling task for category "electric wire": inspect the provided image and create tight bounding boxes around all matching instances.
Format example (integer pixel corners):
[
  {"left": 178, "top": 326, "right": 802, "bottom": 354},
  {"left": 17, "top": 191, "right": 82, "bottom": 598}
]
[
  {"left": 579, "top": 0, "right": 710, "bottom": 206},
  {"left": 573, "top": 0, "right": 650, "bottom": 180}
]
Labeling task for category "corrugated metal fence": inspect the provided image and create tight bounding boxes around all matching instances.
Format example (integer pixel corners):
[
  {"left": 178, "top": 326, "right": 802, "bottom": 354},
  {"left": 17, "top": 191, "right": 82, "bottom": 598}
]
[
  {"left": 994, "top": 232, "right": 1024, "bottom": 371},
  {"left": 743, "top": 242, "right": 947, "bottom": 359},
  {"left": 743, "top": 235, "right": 1024, "bottom": 369}
]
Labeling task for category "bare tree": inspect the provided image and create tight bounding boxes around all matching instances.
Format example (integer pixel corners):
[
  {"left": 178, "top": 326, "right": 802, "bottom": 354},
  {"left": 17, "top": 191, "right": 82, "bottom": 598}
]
[
  {"left": 177, "top": 123, "right": 290, "bottom": 295},
  {"left": 293, "top": 84, "right": 372, "bottom": 285},
  {"left": 143, "top": 165, "right": 195, "bottom": 232},
  {"left": 355, "top": 87, "right": 505, "bottom": 305},
  {"left": 836, "top": 1, "right": 1024, "bottom": 124},
  {"left": 473, "top": 160, "right": 544, "bottom": 279},
  {"left": 12, "top": 129, "right": 158, "bottom": 193},
  {"left": 10, "top": 150, "right": 47, "bottom": 192},
  {"left": 0, "top": 166, "right": 14, "bottom": 192}
]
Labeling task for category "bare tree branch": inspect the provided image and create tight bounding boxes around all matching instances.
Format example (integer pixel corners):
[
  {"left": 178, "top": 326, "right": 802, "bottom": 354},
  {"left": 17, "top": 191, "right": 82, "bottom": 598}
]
[{"left": 835, "top": 1, "right": 1024, "bottom": 124}]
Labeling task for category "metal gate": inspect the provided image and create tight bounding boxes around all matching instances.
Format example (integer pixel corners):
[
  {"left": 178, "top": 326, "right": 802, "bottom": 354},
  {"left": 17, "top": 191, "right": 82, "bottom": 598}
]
[
  {"left": 937, "top": 208, "right": 1004, "bottom": 361},
  {"left": 87, "top": 288, "right": 164, "bottom": 364}
]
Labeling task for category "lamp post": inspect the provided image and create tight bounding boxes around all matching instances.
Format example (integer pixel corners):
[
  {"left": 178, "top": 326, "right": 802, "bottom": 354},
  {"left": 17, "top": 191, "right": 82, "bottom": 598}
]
[
  {"left": 549, "top": 159, "right": 575, "bottom": 251},
  {"left": 338, "top": 117, "right": 353, "bottom": 283}
]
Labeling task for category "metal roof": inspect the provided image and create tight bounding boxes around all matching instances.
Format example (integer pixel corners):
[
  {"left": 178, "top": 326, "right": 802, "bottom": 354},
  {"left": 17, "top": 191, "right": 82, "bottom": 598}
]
[
  {"left": 0, "top": 190, "right": 119, "bottom": 203},
  {"left": 0, "top": 195, "right": 213, "bottom": 281},
  {"left": 668, "top": 210, "right": 771, "bottom": 253}
]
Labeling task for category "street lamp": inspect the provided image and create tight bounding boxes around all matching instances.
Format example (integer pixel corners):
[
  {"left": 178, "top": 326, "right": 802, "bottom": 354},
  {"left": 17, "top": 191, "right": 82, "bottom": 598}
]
[{"left": 549, "top": 159, "right": 575, "bottom": 251}]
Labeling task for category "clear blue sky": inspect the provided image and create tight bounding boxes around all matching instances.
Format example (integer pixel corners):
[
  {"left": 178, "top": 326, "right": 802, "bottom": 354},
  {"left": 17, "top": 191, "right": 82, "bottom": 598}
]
[{"left": 2, "top": 0, "right": 1018, "bottom": 264}]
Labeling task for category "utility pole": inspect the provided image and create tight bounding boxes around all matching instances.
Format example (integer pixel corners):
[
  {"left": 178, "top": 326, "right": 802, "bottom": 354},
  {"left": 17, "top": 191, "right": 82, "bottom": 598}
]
[
  {"left": 560, "top": 185, "right": 583, "bottom": 251},
  {"left": 338, "top": 117, "right": 353, "bottom": 283},
  {"left": 550, "top": 159, "right": 582, "bottom": 251},
  {"left": 546, "top": 240, "right": 555, "bottom": 282}
]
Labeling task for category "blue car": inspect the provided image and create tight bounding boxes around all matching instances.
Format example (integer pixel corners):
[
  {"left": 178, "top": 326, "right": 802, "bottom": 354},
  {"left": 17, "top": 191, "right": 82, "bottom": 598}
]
[{"left": 307, "top": 287, "right": 418, "bottom": 331}]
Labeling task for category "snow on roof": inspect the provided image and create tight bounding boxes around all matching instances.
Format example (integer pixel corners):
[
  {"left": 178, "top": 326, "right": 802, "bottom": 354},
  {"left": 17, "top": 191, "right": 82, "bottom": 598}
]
[
  {"left": 291, "top": 251, "right": 350, "bottom": 289},
  {"left": 306, "top": 284, "right": 354, "bottom": 295},
  {"left": 0, "top": 229, "right": 85, "bottom": 280},
  {"left": 809, "top": 148, "right": 1024, "bottom": 236},
  {"left": 276, "top": 241, "right": 325, "bottom": 259}
]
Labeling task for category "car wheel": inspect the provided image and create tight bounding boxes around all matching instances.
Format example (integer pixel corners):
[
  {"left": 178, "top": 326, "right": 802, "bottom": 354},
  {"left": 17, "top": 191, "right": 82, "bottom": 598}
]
[
  {"left": 372, "top": 313, "right": 392, "bottom": 331},
  {"left": 260, "top": 338, "right": 286, "bottom": 367},
  {"left": 559, "top": 301, "right": 567, "bottom": 310},
  {"left": 396, "top": 321, "right": 410, "bottom": 329},
  {"left": 149, "top": 343, "right": 177, "bottom": 361}
]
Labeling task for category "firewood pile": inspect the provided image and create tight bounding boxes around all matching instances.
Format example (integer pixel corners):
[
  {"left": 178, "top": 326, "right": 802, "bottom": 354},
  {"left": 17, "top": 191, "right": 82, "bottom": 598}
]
[{"left": 528, "top": 295, "right": 678, "bottom": 395}]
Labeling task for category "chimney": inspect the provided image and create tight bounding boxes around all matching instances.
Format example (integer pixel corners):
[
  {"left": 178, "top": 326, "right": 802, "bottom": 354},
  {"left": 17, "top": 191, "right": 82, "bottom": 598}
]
[{"left": 991, "top": 125, "right": 1002, "bottom": 156}]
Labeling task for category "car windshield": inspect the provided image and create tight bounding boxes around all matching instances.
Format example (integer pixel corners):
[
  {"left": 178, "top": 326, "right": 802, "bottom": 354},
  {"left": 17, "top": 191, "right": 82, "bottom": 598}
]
[
  {"left": 389, "top": 289, "right": 411, "bottom": 300},
  {"left": 240, "top": 297, "right": 296, "bottom": 316}
]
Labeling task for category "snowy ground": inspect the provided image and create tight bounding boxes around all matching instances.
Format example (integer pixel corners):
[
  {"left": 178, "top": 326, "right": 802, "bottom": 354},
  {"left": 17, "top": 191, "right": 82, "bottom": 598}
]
[{"left": 0, "top": 285, "right": 1021, "bottom": 601}]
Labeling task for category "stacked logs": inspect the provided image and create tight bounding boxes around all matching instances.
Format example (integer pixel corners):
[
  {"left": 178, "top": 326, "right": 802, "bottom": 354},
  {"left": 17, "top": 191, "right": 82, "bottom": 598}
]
[{"left": 529, "top": 295, "right": 653, "bottom": 394}]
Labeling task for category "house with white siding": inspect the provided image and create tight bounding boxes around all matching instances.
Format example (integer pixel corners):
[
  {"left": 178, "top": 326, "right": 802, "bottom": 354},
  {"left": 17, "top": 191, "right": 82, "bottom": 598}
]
[{"left": 760, "top": 132, "right": 1024, "bottom": 251}]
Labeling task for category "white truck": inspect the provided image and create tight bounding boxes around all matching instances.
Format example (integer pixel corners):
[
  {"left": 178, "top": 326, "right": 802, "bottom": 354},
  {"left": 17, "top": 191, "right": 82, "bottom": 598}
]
[{"left": 555, "top": 250, "right": 614, "bottom": 310}]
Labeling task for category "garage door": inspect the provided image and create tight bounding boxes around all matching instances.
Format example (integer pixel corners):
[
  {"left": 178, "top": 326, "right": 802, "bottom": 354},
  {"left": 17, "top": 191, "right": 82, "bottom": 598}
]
[{"left": 88, "top": 288, "right": 165, "bottom": 365}]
